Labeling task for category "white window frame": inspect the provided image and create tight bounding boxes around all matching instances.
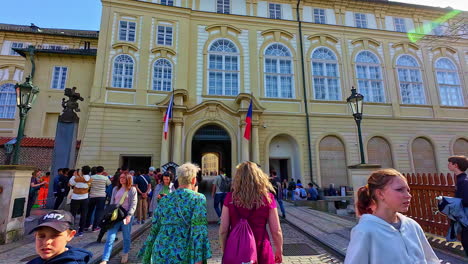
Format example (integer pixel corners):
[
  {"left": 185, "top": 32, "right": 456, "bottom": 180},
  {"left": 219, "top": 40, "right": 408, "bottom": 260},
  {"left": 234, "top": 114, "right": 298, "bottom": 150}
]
[
  {"left": 435, "top": 58, "right": 463, "bottom": 106},
  {"left": 311, "top": 47, "right": 340, "bottom": 101},
  {"left": 118, "top": 20, "right": 136, "bottom": 42},
  {"left": 160, "top": 0, "right": 173, "bottom": 5},
  {"left": 50, "top": 66, "right": 68, "bottom": 90},
  {"left": 264, "top": 43, "right": 294, "bottom": 99},
  {"left": 112, "top": 54, "right": 134, "bottom": 89},
  {"left": 313, "top": 8, "right": 326, "bottom": 24},
  {"left": 157, "top": 24, "right": 173, "bottom": 46},
  {"left": 207, "top": 39, "right": 240, "bottom": 96},
  {"left": 217, "top": 0, "right": 230, "bottom": 14},
  {"left": 355, "top": 51, "right": 385, "bottom": 103},
  {"left": 354, "top": 13, "right": 367, "bottom": 28},
  {"left": 394, "top": 17, "right": 407, "bottom": 33},
  {"left": 0, "top": 83, "right": 17, "bottom": 119},
  {"left": 153, "top": 58, "right": 173, "bottom": 91},
  {"left": 396, "top": 55, "right": 425, "bottom": 104},
  {"left": 269, "top": 3, "right": 282, "bottom": 19},
  {"left": 10, "top": 42, "right": 24, "bottom": 56}
]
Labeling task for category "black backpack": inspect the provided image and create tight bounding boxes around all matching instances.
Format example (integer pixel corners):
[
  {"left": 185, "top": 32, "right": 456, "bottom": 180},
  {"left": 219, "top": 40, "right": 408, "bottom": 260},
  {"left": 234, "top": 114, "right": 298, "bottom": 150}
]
[{"left": 219, "top": 175, "right": 231, "bottom": 192}]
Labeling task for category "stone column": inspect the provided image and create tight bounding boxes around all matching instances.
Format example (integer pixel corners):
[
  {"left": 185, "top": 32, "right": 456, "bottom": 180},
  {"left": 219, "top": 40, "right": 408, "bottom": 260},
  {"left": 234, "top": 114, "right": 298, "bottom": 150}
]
[
  {"left": 241, "top": 124, "right": 250, "bottom": 162},
  {"left": 173, "top": 120, "right": 183, "bottom": 165},
  {"left": 160, "top": 129, "right": 170, "bottom": 167},
  {"left": 252, "top": 124, "right": 260, "bottom": 164}
]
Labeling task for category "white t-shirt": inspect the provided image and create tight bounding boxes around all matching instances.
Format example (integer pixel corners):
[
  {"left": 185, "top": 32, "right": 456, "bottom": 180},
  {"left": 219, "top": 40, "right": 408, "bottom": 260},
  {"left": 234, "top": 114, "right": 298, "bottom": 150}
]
[{"left": 69, "top": 175, "right": 91, "bottom": 200}]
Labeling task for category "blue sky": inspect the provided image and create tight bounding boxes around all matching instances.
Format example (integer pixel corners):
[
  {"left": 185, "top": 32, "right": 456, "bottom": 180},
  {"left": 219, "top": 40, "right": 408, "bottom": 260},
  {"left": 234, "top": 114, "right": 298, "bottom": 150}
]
[{"left": 0, "top": 0, "right": 466, "bottom": 30}]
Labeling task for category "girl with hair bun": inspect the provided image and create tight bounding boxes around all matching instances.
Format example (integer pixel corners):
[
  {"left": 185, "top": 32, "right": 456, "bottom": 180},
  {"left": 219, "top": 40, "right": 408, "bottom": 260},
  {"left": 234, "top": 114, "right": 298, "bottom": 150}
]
[{"left": 345, "top": 169, "right": 439, "bottom": 264}]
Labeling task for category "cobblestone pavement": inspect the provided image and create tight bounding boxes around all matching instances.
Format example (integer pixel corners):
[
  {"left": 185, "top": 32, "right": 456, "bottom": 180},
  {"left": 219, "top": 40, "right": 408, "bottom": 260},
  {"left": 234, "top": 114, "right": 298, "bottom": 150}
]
[{"left": 108, "top": 221, "right": 343, "bottom": 263}]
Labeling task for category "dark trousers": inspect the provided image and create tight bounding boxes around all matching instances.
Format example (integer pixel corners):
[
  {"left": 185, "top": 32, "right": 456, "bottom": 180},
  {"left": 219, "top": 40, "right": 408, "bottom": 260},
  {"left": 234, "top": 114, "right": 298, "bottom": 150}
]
[
  {"left": 70, "top": 198, "right": 89, "bottom": 232},
  {"left": 53, "top": 194, "right": 66, "bottom": 210},
  {"left": 86, "top": 197, "right": 106, "bottom": 228},
  {"left": 462, "top": 226, "right": 468, "bottom": 257},
  {"left": 214, "top": 193, "right": 226, "bottom": 218},
  {"left": 26, "top": 192, "right": 37, "bottom": 217}
]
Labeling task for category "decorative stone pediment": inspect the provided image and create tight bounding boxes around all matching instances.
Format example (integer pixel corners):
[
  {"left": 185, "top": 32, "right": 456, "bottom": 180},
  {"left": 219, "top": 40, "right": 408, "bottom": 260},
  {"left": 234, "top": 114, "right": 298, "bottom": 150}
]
[
  {"left": 112, "top": 42, "right": 139, "bottom": 53},
  {"left": 205, "top": 24, "right": 242, "bottom": 36},
  {"left": 307, "top": 34, "right": 339, "bottom": 45},
  {"left": 261, "top": 29, "right": 294, "bottom": 41},
  {"left": 151, "top": 47, "right": 176, "bottom": 57},
  {"left": 235, "top": 93, "right": 265, "bottom": 113},
  {"left": 351, "top": 38, "right": 381, "bottom": 49},
  {"left": 392, "top": 42, "right": 420, "bottom": 52},
  {"left": 431, "top": 46, "right": 457, "bottom": 56}
]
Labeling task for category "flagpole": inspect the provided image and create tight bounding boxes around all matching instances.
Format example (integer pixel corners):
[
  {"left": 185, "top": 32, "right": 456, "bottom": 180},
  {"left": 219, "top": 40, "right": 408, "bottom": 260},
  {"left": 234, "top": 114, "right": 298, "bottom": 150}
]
[{"left": 249, "top": 92, "right": 253, "bottom": 162}]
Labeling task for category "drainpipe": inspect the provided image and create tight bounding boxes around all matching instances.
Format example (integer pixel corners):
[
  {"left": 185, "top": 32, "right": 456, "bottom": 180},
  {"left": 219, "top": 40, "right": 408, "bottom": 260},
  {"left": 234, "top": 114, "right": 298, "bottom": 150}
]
[{"left": 297, "top": 0, "right": 318, "bottom": 188}]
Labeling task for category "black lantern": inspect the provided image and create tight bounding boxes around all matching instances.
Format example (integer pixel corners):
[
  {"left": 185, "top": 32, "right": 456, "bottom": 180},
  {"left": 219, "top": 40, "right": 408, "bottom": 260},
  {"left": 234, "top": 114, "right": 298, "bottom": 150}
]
[
  {"left": 346, "top": 87, "right": 365, "bottom": 164},
  {"left": 12, "top": 76, "right": 39, "bottom": 164}
]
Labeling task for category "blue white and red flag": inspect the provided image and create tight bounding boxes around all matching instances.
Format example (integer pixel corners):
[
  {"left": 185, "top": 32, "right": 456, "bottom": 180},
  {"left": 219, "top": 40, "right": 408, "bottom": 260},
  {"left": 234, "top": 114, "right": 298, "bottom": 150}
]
[
  {"left": 243, "top": 99, "right": 253, "bottom": 140},
  {"left": 163, "top": 94, "right": 174, "bottom": 140}
]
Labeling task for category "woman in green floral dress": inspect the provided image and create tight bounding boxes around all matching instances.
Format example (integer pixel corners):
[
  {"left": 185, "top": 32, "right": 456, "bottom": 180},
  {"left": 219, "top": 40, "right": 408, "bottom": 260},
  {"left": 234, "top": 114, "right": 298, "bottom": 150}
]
[{"left": 138, "top": 163, "right": 212, "bottom": 264}]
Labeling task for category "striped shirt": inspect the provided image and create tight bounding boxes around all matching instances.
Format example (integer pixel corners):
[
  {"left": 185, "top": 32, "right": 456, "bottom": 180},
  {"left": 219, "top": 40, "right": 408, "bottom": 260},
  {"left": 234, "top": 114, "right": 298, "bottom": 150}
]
[{"left": 89, "top": 174, "right": 111, "bottom": 198}]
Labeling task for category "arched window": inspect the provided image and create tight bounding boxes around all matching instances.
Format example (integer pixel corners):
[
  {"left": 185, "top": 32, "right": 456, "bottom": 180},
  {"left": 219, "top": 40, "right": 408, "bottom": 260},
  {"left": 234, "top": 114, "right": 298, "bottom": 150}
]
[
  {"left": 453, "top": 138, "right": 468, "bottom": 156},
  {"left": 312, "top": 47, "right": 340, "bottom": 100},
  {"left": 396, "top": 55, "right": 425, "bottom": 104},
  {"left": 0, "top": 83, "right": 16, "bottom": 119},
  {"left": 264, "top": 43, "right": 294, "bottom": 98},
  {"left": 412, "top": 137, "right": 437, "bottom": 173},
  {"left": 435, "top": 58, "right": 463, "bottom": 106},
  {"left": 207, "top": 39, "right": 239, "bottom": 96},
  {"left": 153, "top": 59, "right": 172, "bottom": 91},
  {"left": 112, "top": 54, "right": 134, "bottom": 88},
  {"left": 367, "top": 137, "right": 393, "bottom": 168},
  {"left": 355, "top": 51, "right": 384, "bottom": 103},
  {"left": 319, "top": 136, "right": 348, "bottom": 187}
]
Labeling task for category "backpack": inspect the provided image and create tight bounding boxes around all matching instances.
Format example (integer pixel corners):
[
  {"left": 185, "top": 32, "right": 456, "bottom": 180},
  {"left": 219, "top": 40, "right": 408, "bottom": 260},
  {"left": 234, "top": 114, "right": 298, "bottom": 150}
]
[
  {"left": 288, "top": 181, "right": 296, "bottom": 191},
  {"left": 222, "top": 206, "right": 258, "bottom": 264},
  {"left": 300, "top": 188, "right": 307, "bottom": 199},
  {"left": 219, "top": 175, "right": 231, "bottom": 193}
]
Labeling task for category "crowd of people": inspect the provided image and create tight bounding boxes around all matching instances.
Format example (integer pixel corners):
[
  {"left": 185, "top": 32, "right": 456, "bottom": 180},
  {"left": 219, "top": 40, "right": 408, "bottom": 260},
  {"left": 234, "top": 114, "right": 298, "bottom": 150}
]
[{"left": 25, "top": 155, "right": 468, "bottom": 264}]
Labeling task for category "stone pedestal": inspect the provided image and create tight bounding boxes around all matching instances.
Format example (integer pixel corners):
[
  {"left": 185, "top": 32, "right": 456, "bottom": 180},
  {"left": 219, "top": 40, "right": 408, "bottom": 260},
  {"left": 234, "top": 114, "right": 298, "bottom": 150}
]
[
  {"left": 0, "top": 165, "right": 36, "bottom": 244},
  {"left": 347, "top": 164, "right": 382, "bottom": 191},
  {"left": 47, "top": 122, "right": 79, "bottom": 208}
]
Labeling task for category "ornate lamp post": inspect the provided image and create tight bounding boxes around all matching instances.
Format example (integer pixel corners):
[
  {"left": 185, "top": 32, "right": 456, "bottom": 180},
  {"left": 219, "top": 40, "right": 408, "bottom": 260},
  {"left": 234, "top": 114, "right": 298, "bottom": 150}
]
[
  {"left": 346, "top": 87, "right": 365, "bottom": 165},
  {"left": 12, "top": 76, "right": 39, "bottom": 164}
]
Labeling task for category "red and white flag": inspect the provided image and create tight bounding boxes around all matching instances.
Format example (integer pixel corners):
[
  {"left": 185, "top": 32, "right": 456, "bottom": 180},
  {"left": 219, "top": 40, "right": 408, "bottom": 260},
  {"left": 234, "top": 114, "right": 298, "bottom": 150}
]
[
  {"left": 243, "top": 99, "right": 253, "bottom": 140},
  {"left": 163, "top": 94, "right": 174, "bottom": 140}
]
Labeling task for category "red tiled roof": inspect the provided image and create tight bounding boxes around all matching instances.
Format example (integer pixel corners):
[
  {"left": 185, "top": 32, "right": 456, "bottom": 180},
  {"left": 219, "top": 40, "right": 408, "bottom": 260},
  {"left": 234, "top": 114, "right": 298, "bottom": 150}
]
[{"left": 0, "top": 137, "right": 81, "bottom": 148}]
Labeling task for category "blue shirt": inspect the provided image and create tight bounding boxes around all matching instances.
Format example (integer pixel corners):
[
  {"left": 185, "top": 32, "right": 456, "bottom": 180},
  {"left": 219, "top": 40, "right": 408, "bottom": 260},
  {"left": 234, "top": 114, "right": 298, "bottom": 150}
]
[{"left": 134, "top": 174, "right": 151, "bottom": 193}]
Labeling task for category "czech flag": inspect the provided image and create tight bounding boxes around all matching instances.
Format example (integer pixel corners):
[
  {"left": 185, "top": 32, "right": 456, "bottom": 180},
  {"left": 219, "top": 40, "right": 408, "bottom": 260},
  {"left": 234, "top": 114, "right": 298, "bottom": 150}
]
[
  {"left": 243, "top": 99, "right": 253, "bottom": 140},
  {"left": 163, "top": 94, "right": 174, "bottom": 140}
]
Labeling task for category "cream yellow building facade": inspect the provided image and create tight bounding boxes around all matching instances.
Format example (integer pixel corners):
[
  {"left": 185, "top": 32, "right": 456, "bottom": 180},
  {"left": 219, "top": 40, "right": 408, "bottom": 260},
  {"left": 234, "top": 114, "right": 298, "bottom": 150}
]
[{"left": 4, "top": 0, "right": 468, "bottom": 188}]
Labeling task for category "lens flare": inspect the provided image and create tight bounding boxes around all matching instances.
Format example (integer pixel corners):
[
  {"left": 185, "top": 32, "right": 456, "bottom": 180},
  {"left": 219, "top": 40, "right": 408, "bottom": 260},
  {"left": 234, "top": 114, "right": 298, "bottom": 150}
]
[{"left": 407, "top": 9, "right": 462, "bottom": 43}]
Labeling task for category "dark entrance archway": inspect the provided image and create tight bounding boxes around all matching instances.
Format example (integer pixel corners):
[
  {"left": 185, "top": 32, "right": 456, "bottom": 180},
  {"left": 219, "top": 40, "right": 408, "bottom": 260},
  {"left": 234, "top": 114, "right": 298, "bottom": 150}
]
[{"left": 192, "top": 124, "right": 232, "bottom": 177}]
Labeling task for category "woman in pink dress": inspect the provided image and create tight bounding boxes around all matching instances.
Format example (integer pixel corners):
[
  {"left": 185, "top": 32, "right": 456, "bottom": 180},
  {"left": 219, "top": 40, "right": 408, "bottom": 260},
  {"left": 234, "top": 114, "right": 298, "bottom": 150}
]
[{"left": 219, "top": 161, "right": 283, "bottom": 264}]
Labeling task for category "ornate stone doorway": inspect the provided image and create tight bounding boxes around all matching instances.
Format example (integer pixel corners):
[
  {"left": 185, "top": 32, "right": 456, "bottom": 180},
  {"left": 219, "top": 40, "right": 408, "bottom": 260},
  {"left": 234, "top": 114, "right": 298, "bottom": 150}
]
[{"left": 192, "top": 124, "right": 232, "bottom": 177}]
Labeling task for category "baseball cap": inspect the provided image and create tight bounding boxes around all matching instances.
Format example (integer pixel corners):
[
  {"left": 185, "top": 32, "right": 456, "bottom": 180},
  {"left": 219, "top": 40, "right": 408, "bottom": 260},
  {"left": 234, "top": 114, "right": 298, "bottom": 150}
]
[
  {"left": 29, "top": 210, "right": 74, "bottom": 234},
  {"left": 149, "top": 166, "right": 155, "bottom": 171}
]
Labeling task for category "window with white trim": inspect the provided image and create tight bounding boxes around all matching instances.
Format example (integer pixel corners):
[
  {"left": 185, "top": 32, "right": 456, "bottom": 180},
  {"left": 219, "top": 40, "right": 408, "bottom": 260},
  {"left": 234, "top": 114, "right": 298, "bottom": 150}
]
[
  {"left": 355, "top": 51, "right": 384, "bottom": 103},
  {"left": 118, "top": 20, "right": 136, "bottom": 42},
  {"left": 157, "top": 25, "right": 173, "bottom": 46},
  {"left": 217, "top": 0, "right": 230, "bottom": 14},
  {"left": 153, "top": 59, "right": 172, "bottom": 91},
  {"left": 51, "top": 66, "right": 68, "bottom": 90},
  {"left": 208, "top": 39, "right": 239, "bottom": 96},
  {"left": 435, "top": 58, "right": 463, "bottom": 106},
  {"left": 160, "top": 0, "right": 173, "bottom": 5},
  {"left": 394, "top": 18, "right": 407, "bottom": 32},
  {"left": 264, "top": 43, "right": 294, "bottom": 98},
  {"left": 354, "top": 13, "right": 367, "bottom": 28},
  {"left": 112, "top": 54, "right": 134, "bottom": 88},
  {"left": 396, "top": 55, "right": 425, "bottom": 104},
  {"left": 10, "top": 42, "right": 24, "bottom": 56},
  {"left": 0, "top": 83, "right": 16, "bottom": 119},
  {"left": 313, "top": 8, "right": 326, "bottom": 24},
  {"left": 312, "top": 48, "right": 340, "bottom": 100},
  {"left": 269, "top": 3, "right": 281, "bottom": 19}
]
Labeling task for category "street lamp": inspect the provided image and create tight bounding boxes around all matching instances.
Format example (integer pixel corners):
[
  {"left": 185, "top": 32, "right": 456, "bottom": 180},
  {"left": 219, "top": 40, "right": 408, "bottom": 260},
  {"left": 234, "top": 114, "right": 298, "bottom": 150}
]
[
  {"left": 346, "top": 87, "right": 365, "bottom": 165},
  {"left": 12, "top": 76, "right": 39, "bottom": 164}
]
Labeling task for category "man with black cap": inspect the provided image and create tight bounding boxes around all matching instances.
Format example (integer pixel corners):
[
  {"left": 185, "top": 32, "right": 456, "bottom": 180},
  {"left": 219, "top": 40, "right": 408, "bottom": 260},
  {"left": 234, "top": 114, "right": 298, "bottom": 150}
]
[{"left": 27, "top": 210, "right": 93, "bottom": 264}]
